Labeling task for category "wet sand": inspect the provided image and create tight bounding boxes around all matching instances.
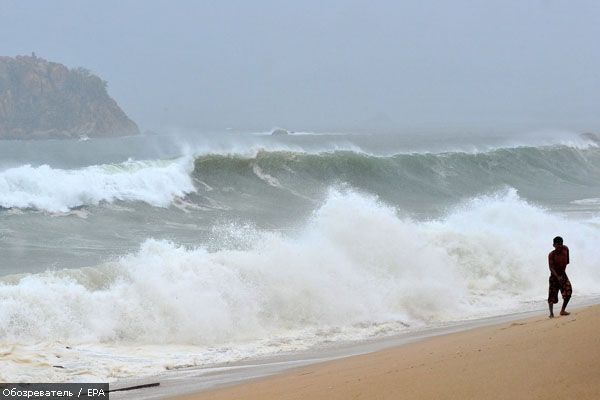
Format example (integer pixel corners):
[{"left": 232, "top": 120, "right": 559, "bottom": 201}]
[{"left": 175, "top": 305, "right": 600, "bottom": 400}]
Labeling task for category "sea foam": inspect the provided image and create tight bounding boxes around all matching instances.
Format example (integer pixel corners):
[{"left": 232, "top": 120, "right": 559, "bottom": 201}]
[
  {"left": 2, "top": 189, "right": 600, "bottom": 381},
  {"left": 1, "top": 189, "right": 599, "bottom": 345},
  {"left": 0, "top": 158, "right": 195, "bottom": 212}
]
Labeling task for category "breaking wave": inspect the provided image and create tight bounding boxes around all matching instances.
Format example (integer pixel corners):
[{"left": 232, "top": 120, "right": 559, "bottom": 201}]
[
  {"left": 190, "top": 145, "right": 600, "bottom": 211},
  {"left": 2, "top": 189, "right": 599, "bottom": 346},
  {"left": 0, "top": 158, "right": 195, "bottom": 212},
  {"left": 3, "top": 143, "right": 600, "bottom": 214}
]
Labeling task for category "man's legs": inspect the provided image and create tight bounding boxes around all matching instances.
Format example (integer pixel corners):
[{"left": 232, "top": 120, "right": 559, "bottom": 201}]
[
  {"left": 560, "top": 297, "right": 570, "bottom": 316},
  {"left": 559, "top": 275, "right": 572, "bottom": 316},
  {"left": 548, "top": 276, "right": 559, "bottom": 318}
]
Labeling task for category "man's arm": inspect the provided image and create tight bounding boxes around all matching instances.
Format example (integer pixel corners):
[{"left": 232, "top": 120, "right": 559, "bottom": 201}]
[{"left": 566, "top": 246, "right": 570, "bottom": 265}]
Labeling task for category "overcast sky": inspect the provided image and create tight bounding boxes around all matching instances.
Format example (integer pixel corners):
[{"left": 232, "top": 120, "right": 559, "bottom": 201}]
[{"left": 1, "top": 0, "right": 600, "bottom": 133}]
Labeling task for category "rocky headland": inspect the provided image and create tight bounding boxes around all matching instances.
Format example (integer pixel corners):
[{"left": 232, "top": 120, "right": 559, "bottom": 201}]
[{"left": 0, "top": 55, "right": 139, "bottom": 139}]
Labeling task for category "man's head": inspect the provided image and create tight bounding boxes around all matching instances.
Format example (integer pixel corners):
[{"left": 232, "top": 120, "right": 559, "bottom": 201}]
[{"left": 553, "top": 236, "right": 564, "bottom": 248}]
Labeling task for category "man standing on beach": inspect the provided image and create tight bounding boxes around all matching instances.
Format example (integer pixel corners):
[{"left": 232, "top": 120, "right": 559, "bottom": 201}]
[{"left": 548, "top": 236, "right": 572, "bottom": 318}]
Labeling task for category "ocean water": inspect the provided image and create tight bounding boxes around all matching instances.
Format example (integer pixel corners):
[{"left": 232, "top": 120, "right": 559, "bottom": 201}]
[{"left": 1, "top": 131, "right": 600, "bottom": 382}]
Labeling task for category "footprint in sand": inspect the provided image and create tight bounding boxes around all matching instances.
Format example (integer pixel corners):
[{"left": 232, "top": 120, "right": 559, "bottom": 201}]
[{"left": 500, "top": 322, "right": 526, "bottom": 330}]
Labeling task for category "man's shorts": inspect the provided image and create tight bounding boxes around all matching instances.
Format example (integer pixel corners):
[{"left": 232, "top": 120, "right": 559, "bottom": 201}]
[{"left": 548, "top": 274, "right": 572, "bottom": 304}]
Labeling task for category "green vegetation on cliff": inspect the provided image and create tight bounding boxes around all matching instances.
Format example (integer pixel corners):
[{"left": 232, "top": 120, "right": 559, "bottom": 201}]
[{"left": 0, "top": 55, "right": 139, "bottom": 139}]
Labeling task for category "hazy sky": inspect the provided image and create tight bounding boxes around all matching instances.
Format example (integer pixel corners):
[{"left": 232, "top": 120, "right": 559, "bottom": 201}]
[{"left": 1, "top": 0, "right": 600, "bottom": 133}]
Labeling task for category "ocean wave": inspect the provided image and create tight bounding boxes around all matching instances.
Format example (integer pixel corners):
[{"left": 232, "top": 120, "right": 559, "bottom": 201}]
[
  {"left": 0, "top": 158, "right": 195, "bottom": 212},
  {"left": 173, "top": 130, "right": 600, "bottom": 160},
  {"left": 1, "top": 189, "right": 599, "bottom": 346},
  {"left": 3, "top": 143, "right": 600, "bottom": 213},
  {"left": 190, "top": 145, "right": 600, "bottom": 209},
  {"left": 2, "top": 189, "right": 600, "bottom": 381}
]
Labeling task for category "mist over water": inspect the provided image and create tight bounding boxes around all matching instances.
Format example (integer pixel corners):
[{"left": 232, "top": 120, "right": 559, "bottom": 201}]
[
  {"left": 4, "top": 0, "right": 600, "bottom": 385},
  {"left": 2, "top": 131, "right": 600, "bottom": 381}
]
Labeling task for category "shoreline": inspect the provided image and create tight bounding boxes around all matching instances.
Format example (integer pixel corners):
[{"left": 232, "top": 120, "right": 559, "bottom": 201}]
[
  {"left": 171, "top": 304, "right": 600, "bottom": 400},
  {"left": 108, "top": 297, "right": 600, "bottom": 399}
]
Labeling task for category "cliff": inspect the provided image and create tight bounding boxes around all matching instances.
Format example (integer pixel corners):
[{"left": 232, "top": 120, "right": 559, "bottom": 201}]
[{"left": 0, "top": 55, "right": 139, "bottom": 139}]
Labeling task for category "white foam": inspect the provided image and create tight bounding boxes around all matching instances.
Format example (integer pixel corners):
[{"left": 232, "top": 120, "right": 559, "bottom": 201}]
[
  {"left": 181, "top": 129, "right": 599, "bottom": 157},
  {"left": 2, "top": 189, "right": 600, "bottom": 381},
  {"left": 0, "top": 158, "right": 195, "bottom": 212},
  {"left": 571, "top": 197, "right": 600, "bottom": 206}
]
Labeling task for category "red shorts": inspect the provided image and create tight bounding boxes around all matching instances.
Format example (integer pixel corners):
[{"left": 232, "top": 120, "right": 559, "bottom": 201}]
[{"left": 548, "top": 274, "right": 572, "bottom": 304}]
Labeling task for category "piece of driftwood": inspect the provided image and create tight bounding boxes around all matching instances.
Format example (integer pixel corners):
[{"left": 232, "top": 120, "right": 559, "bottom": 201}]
[{"left": 108, "top": 382, "right": 160, "bottom": 392}]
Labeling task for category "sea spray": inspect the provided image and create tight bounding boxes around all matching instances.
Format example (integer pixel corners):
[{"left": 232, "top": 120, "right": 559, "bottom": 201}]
[
  {"left": 2, "top": 188, "right": 600, "bottom": 382},
  {"left": 1, "top": 189, "right": 599, "bottom": 347},
  {"left": 0, "top": 157, "right": 195, "bottom": 212},
  {"left": 2, "top": 144, "right": 600, "bottom": 214}
]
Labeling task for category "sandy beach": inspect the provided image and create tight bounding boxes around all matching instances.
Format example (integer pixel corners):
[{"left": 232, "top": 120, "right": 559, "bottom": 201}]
[{"left": 176, "top": 305, "right": 600, "bottom": 400}]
